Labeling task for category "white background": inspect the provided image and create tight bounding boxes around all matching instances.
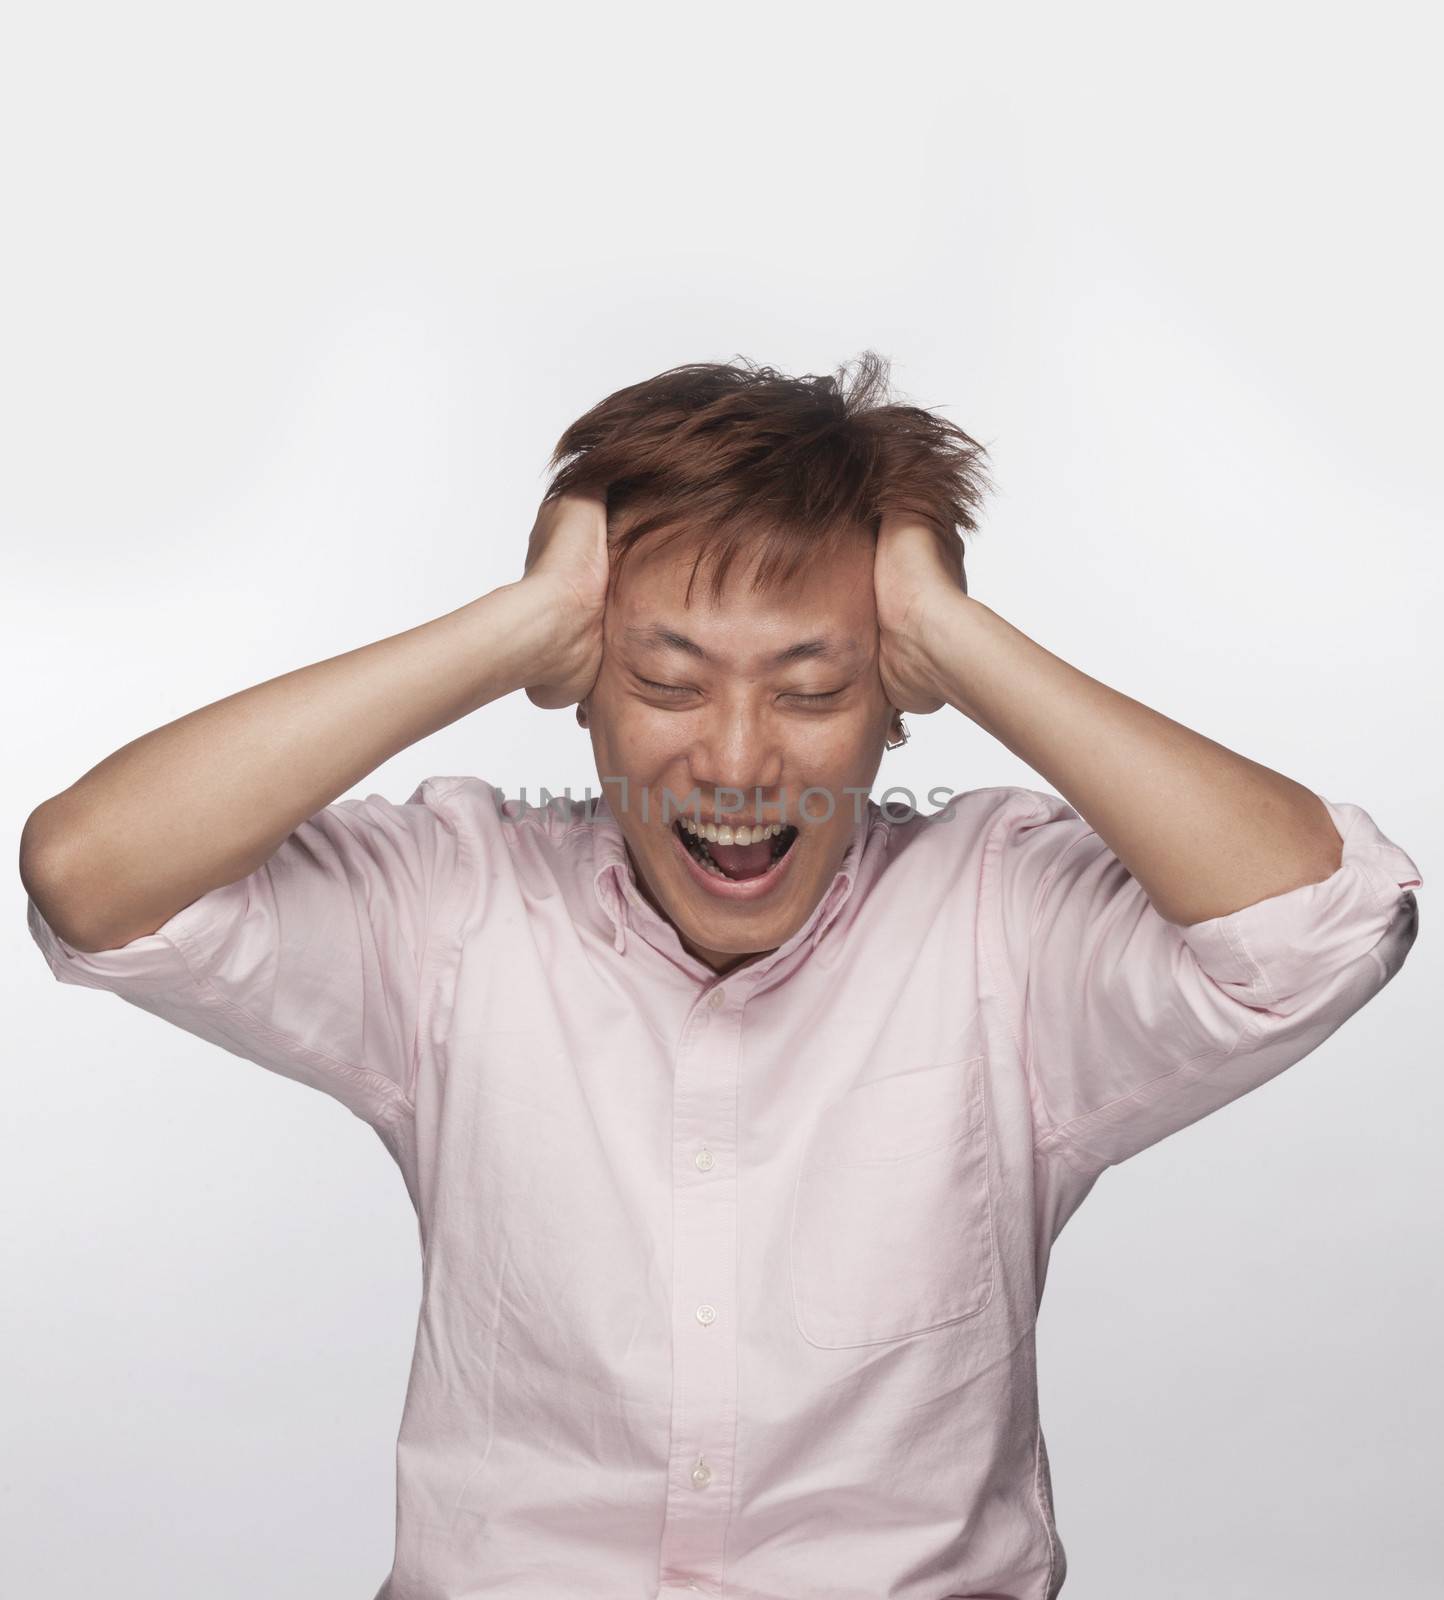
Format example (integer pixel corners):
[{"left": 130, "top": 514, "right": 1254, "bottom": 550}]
[{"left": 4, "top": 3, "right": 1439, "bottom": 1595}]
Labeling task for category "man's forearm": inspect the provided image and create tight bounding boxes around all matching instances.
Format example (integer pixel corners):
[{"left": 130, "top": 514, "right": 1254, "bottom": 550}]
[
  {"left": 919, "top": 592, "right": 1343, "bottom": 927},
  {"left": 19, "top": 580, "right": 559, "bottom": 952}
]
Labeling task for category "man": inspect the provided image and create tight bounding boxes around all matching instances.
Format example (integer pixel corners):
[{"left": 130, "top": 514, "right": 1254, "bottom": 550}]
[{"left": 21, "top": 353, "right": 1422, "bottom": 1598}]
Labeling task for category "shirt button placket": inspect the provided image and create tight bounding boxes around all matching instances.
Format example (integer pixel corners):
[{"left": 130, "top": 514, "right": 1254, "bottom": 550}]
[{"left": 655, "top": 983, "right": 740, "bottom": 1597}]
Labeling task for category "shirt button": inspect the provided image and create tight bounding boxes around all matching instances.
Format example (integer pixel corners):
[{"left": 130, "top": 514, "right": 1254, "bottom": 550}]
[
  {"left": 691, "top": 1461, "right": 712, "bottom": 1489},
  {"left": 707, "top": 988, "right": 725, "bottom": 1010},
  {"left": 694, "top": 1148, "right": 715, "bottom": 1171},
  {"left": 695, "top": 1303, "right": 717, "bottom": 1326}
]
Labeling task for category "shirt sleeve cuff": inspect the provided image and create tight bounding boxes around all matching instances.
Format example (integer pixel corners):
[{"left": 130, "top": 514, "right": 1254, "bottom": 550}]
[
  {"left": 1175, "top": 796, "right": 1423, "bottom": 1011},
  {"left": 26, "top": 876, "right": 249, "bottom": 994}
]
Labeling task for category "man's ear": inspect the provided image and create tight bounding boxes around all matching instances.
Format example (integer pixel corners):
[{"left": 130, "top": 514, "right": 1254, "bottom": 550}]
[{"left": 576, "top": 702, "right": 589, "bottom": 728}]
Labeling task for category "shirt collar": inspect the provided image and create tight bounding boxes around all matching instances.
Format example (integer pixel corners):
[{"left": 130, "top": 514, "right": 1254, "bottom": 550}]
[{"left": 588, "top": 794, "right": 877, "bottom": 977}]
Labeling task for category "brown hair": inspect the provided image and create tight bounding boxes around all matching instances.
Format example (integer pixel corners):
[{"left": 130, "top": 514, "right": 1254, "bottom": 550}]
[{"left": 541, "top": 351, "right": 993, "bottom": 604}]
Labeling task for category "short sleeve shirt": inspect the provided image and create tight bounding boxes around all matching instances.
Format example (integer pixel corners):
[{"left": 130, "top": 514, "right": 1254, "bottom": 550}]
[{"left": 27, "top": 778, "right": 1424, "bottom": 1598}]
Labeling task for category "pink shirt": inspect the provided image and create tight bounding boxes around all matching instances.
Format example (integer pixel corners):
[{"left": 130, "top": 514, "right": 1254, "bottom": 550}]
[{"left": 27, "top": 778, "right": 1423, "bottom": 1598}]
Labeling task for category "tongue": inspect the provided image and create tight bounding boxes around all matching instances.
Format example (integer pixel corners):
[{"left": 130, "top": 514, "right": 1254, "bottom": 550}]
[{"left": 709, "top": 838, "right": 776, "bottom": 880}]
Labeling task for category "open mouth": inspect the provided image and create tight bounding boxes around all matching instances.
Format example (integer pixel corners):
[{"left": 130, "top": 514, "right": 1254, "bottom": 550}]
[{"left": 673, "top": 817, "right": 800, "bottom": 882}]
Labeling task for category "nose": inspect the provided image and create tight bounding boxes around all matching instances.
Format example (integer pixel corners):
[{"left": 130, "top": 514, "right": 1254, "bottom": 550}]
[{"left": 688, "top": 700, "right": 784, "bottom": 803}]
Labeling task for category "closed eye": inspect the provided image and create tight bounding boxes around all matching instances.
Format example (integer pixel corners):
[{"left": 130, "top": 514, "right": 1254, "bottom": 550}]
[{"left": 636, "top": 676, "right": 846, "bottom": 706}]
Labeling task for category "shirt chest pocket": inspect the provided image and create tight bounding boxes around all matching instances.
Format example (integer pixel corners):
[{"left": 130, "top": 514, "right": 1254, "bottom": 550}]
[{"left": 789, "top": 1055, "right": 995, "bottom": 1348}]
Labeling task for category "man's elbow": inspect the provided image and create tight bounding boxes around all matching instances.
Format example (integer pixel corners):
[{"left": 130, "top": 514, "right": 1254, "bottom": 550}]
[{"left": 20, "top": 806, "right": 125, "bottom": 952}]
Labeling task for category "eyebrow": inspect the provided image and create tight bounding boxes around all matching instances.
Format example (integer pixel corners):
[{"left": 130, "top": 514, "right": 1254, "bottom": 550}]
[{"left": 623, "top": 625, "right": 855, "bottom": 667}]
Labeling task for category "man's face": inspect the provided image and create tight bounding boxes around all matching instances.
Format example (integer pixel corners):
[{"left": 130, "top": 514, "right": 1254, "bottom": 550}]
[{"left": 583, "top": 527, "right": 893, "bottom": 974}]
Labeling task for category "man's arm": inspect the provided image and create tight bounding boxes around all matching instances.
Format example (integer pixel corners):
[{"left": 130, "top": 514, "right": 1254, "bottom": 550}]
[
  {"left": 876, "top": 516, "right": 1419, "bottom": 1175},
  {"left": 19, "top": 492, "right": 607, "bottom": 954},
  {"left": 874, "top": 517, "right": 1342, "bottom": 927}
]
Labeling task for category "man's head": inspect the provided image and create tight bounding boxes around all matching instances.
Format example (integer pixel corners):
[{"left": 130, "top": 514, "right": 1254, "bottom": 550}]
[{"left": 543, "top": 352, "right": 992, "bottom": 974}]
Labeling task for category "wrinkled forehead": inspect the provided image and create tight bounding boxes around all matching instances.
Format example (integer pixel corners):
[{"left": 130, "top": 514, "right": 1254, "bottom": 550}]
[
  {"left": 607, "top": 520, "right": 877, "bottom": 630},
  {"left": 618, "top": 618, "right": 870, "bottom": 679}
]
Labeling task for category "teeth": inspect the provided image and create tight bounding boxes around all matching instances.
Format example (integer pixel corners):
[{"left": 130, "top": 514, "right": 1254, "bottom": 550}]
[{"left": 678, "top": 818, "right": 785, "bottom": 844}]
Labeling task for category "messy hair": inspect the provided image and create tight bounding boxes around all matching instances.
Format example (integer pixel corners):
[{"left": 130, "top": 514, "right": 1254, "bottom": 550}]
[{"left": 541, "top": 351, "right": 993, "bottom": 605}]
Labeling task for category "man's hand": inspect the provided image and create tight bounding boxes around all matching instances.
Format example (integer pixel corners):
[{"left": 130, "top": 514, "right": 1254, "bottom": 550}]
[
  {"left": 520, "top": 491, "right": 610, "bottom": 710},
  {"left": 873, "top": 512, "right": 968, "bottom": 714}
]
